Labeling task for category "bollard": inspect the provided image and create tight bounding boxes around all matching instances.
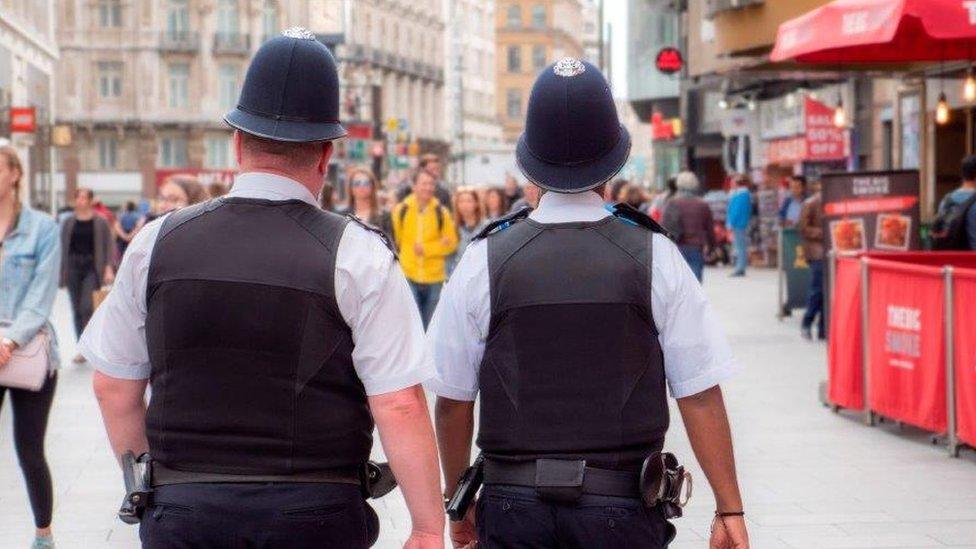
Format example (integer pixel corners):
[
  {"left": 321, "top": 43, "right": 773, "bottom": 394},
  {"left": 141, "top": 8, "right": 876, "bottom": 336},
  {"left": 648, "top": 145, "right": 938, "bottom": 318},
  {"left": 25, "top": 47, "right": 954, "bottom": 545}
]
[
  {"left": 860, "top": 256, "right": 875, "bottom": 426},
  {"left": 945, "top": 266, "right": 959, "bottom": 458}
]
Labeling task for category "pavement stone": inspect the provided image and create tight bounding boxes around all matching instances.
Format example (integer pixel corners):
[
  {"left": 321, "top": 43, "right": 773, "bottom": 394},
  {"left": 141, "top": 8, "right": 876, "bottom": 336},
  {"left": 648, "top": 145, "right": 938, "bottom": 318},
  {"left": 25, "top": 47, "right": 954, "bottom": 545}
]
[{"left": 0, "top": 265, "right": 973, "bottom": 547}]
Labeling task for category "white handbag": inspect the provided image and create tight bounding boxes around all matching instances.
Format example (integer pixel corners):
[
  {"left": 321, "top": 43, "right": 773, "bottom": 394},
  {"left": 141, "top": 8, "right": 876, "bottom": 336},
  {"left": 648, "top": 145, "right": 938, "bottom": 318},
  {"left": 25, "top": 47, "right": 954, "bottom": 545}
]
[{"left": 0, "top": 324, "right": 50, "bottom": 391}]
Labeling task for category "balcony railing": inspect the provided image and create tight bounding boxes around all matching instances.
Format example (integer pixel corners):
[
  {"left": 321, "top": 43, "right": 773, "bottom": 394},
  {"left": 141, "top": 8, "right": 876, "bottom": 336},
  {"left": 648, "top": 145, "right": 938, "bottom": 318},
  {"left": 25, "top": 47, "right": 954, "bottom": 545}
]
[
  {"left": 159, "top": 31, "right": 200, "bottom": 52},
  {"left": 213, "top": 32, "right": 251, "bottom": 55}
]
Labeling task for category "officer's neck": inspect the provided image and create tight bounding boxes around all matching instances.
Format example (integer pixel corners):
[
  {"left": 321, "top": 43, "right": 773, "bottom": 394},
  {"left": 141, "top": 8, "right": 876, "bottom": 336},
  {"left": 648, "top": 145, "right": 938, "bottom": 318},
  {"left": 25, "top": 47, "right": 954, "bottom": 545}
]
[{"left": 238, "top": 164, "right": 324, "bottom": 201}]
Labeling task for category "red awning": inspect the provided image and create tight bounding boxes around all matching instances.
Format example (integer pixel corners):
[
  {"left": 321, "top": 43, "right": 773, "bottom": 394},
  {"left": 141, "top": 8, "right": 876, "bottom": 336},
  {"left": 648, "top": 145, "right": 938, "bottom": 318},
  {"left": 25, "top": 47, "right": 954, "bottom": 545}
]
[{"left": 770, "top": 0, "right": 976, "bottom": 64}]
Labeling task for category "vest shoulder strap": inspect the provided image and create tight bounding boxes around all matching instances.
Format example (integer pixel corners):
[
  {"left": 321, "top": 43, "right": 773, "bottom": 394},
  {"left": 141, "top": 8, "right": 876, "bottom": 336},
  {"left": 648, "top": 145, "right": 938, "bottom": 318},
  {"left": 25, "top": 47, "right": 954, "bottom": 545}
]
[
  {"left": 610, "top": 202, "right": 673, "bottom": 240},
  {"left": 156, "top": 198, "right": 226, "bottom": 244},
  {"left": 474, "top": 207, "right": 532, "bottom": 241},
  {"left": 345, "top": 214, "right": 397, "bottom": 259}
]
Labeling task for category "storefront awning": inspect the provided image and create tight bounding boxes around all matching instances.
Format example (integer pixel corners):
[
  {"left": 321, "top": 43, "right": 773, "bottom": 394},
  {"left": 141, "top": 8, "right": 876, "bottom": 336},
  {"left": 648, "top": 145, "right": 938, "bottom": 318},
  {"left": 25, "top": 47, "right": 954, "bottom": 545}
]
[{"left": 771, "top": 0, "right": 976, "bottom": 64}]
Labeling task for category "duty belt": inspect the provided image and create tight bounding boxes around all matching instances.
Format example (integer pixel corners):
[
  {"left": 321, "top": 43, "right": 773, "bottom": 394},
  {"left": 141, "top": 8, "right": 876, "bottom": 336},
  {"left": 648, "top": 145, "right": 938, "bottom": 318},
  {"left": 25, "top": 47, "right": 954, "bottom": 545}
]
[
  {"left": 151, "top": 463, "right": 361, "bottom": 487},
  {"left": 484, "top": 458, "right": 641, "bottom": 501}
]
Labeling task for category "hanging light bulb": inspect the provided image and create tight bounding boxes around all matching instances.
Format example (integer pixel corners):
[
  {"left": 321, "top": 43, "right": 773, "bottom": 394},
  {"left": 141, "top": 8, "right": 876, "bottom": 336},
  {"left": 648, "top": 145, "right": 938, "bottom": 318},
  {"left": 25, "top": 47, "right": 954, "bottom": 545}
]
[
  {"left": 936, "top": 92, "right": 951, "bottom": 125},
  {"left": 718, "top": 97, "right": 729, "bottom": 110},
  {"left": 833, "top": 98, "right": 846, "bottom": 128},
  {"left": 965, "top": 67, "right": 976, "bottom": 103},
  {"left": 747, "top": 97, "right": 757, "bottom": 111}
]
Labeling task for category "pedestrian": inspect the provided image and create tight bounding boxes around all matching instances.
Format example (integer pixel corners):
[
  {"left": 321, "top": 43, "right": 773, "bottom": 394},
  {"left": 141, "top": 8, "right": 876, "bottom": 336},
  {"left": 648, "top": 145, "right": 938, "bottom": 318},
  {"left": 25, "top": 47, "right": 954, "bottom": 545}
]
[
  {"left": 392, "top": 170, "right": 458, "bottom": 328},
  {"left": 0, "top": 146, "right": 62, "bottom": 549},
  {"left": 82, "top": 28, "right": 443, "bottom": 549},
  {"left": 726, "top": 176, "right": 753, "bottom": 277},
  {"left": 663, "top": 171, "right": 716, "bottom": 282},
  {"left": 320, "top": 181, "right": 336, "bottom": 212},
  {"left": 208, "top": 181, "right": 229, "bottom": 199},
  {"left": 798, "top": 180, "right": 825, "bottom": 340},
  {"left": 59, "top": 187, "right": 115, "bottom": 363},
  {"left": 932, "top": 154, "right": 976, "bottom": 250},
  {"left": 152, "top": 175, "right": 207, "bottom": 220},
  {"left": 624, "top": 183, "right": 650, "bottom": 212},
  {"left": 483, "top": 186, "right": 508, "bottom": 221},
  {"left": 429, "top": 58, "right": 749, "bottom": 549},
  {"left": 508, "top": 181, "right": 540, "bottom": 212},
  {"left": 338, "top": 166, "right": 393, "bottom": 241},
  {"left": 649, "top": 176, "right": 678, "bottom": 222},
  {"left": 113, "top": 200, "right": 145, "bottom": 260},
  {"left": 448, "top": 187, "right": 488, "bottom": 275},
  {"left": 503, "top": 173, "right": 523, "bottom": 205},
  {"left": 778, "top": 175, "right": 807, "bottom": 228},
  {"left": 607, "top": 178, "right": 630, "bottom": 204},
  {"left": 395, "top": 155, "right": 452, "bottom": 208}
]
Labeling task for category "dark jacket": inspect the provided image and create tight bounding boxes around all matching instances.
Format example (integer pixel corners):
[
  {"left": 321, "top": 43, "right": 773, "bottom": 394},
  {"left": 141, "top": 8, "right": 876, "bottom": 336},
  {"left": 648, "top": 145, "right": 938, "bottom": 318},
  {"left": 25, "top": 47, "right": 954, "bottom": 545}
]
[
  {"left": 663, "top": 194, "right": 715, "bottom": 249},
  {"left": 798, "top": 193, "right": 825, "bottom": 261},
  {"left": 60, "top": 213, "right": 115, "bottom": 287}
]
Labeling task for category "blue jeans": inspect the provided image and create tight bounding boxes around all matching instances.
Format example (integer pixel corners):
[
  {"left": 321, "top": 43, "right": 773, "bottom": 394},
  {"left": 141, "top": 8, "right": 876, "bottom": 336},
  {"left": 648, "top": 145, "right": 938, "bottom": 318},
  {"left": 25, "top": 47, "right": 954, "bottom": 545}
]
[
  {"left": 803, "top": 259, "right": 825, "bottom": 336},
  {"left": 409, "top": 281, "right": 442, "bottom": 329},
  {"left": 678, "top": 245, "right": 705, "bottom": 282},
  {"left": 731, "top": 227, "right": 749, "bottom": 274}
]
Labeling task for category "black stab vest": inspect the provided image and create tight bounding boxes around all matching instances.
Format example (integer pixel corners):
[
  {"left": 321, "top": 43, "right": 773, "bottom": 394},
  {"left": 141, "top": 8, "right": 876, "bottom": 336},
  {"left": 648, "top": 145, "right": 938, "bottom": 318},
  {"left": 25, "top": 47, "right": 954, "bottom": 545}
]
[
  {"left": 477, "top": 216, "right": 668, "bottom": 471},
  {"left": 145, "top": 198, "right": 373, "bottom": 476}
]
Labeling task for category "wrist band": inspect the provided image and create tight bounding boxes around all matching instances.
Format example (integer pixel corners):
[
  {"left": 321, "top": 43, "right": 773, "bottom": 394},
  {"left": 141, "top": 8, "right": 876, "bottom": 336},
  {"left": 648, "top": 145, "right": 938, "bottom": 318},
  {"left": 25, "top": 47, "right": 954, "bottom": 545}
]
[{"left": 715, "top": 511, "right": 745, "bottom": 518}]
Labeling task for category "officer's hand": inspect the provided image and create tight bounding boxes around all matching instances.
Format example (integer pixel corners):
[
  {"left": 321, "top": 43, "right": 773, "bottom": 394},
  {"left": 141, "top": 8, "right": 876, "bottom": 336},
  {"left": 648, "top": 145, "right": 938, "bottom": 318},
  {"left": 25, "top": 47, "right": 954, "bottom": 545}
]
[
  {"left": 413, "top": 243, "right": 425, "bottom": 257},
  {"left": 450, "top": 506, "right": 477, "bottom": 548},
  {"left": 103, "top": 266, "right": 116, "bottom": 286},
  {"left": 0, "top": 343, "right": 12, "bottom": 368},
  {"left": 710, "top": 515, "right": 749, "bottom": 549},
  {"left": 403, "top": 531, "right": 444, "bottom": 549}
]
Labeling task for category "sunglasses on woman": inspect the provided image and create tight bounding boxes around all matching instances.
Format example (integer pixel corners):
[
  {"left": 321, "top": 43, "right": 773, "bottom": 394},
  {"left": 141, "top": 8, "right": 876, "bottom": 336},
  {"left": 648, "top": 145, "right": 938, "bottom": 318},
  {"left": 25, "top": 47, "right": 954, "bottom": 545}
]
[{"left": 350, "top": 177, "right": 372, "bottom": 188}]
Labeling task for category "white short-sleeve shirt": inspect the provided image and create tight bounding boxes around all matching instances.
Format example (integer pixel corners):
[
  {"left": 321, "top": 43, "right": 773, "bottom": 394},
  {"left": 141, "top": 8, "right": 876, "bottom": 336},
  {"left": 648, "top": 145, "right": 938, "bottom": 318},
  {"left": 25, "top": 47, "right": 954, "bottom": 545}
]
[
  {"left": 425, "top": 191, "right": 739, "bottom": 401},
  {"left": 79, "top": 172, "right": 432, "bottom": 396}
]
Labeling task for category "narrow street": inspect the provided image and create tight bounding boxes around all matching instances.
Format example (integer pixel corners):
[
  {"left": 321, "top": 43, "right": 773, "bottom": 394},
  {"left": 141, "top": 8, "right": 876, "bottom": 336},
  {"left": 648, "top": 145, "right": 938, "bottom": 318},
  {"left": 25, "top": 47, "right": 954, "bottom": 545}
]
[{"left": 0, "top": 266, "right": 974, "bottom": 548}]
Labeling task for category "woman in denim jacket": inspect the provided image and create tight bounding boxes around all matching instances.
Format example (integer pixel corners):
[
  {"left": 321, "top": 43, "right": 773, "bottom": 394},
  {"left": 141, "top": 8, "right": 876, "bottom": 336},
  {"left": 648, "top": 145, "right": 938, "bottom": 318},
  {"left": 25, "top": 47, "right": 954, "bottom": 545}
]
[{"left": 0, "top": 146, "right": 61, "bottom": 549}]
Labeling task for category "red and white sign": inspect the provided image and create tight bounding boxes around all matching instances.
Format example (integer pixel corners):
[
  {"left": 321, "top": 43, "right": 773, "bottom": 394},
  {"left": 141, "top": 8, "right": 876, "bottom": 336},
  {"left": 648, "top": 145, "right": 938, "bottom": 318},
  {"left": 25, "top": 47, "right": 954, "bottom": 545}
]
[
  {"left": 804, "top": 97, "right": 848, "bottom": 161},
  {"left": 651, "top": 112, "right": 680, "bottom": 141},
  {"left": 765, "top": 136, "right": 807, "bottom": 165},
  {"left": 655, "top": 48, "right": 684, "bottom": 75},
  {"left": 9, "top": 107, "right": 36, "bottom": 133},
  {"left": 953, "top": 271, "right": 976, "bottom": 448},
  {"left": 155, "top": 169, "right": 237, "bottom": 188}
]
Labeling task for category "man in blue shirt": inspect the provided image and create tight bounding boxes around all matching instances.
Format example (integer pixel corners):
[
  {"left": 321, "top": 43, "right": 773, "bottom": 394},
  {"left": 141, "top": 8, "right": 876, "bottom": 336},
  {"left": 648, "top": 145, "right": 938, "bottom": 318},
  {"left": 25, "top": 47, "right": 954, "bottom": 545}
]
[
  {"left": 936, "top": 155, "right": 976, "bottom": 250},
  {"left": 726, "top": 176, "right": 753, "bottom": 276}
]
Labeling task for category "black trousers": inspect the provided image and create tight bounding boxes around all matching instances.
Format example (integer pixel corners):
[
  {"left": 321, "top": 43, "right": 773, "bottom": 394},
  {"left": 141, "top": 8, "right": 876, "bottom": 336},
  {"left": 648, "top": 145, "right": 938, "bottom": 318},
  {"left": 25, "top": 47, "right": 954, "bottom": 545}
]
[
  {"left": 477, "top": 485, "right": 676, "bottom": 549},
  {"left": 140, "top": 482, "right": 379, "bottom": 548},
  {"left": 65, "top": 254, "right": 98, "bottom": 339},
  {"left": 0, "top": 373, "right": 57, "bottom": 528}
]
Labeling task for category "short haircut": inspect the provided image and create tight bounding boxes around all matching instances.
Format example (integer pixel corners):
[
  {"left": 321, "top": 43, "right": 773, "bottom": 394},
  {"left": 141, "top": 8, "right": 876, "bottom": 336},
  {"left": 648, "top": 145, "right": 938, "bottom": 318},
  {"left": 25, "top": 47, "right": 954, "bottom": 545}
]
[
  {"left": 419, "top": 154, "right": 440, "bottom": 169},
  {"left": 962, "top": 155, "right": 976, "bottom": 181},
  {"left": 240, "top": 132, "right": 323, "bottom": 168}
]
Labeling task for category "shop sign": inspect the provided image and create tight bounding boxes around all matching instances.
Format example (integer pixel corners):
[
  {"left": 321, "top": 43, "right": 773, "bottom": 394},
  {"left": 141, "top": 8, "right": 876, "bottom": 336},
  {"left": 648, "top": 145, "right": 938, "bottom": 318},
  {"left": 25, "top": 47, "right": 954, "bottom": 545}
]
[
  {"left": 821, "top": 170, "right": 921, "bottom": 253},
  {"left": 805, "top": 97, "right": 848, "bottom": 161},
  {"left": 9, "top": 107, "right": 36, "bottom": 133},
  {"left": 765, "top": 136, "right": 806, "bottom": 165},
  {"left": 155, "top": 168, "right": 237, "bottom": 188},
  {"left": 651, "top": 112, "right": 682, "bottom": 141},
  {"left": 655, "top": 48, "right": 683, "bottom": 75}
]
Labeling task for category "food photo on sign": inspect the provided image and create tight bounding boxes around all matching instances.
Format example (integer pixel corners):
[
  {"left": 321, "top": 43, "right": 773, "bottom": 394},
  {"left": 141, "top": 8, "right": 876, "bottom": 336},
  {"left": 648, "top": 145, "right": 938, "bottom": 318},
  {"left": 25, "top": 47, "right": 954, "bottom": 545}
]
[{"left": 821, "top": 170, "right": 922, "bottom": 253}]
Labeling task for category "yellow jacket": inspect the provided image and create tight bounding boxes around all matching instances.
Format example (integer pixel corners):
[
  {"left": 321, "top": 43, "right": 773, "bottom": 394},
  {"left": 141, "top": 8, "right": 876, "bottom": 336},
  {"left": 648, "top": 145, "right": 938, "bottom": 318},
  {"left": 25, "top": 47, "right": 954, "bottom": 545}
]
[{"left": 392, "top": 195, "right": 458, "bottom": 284}]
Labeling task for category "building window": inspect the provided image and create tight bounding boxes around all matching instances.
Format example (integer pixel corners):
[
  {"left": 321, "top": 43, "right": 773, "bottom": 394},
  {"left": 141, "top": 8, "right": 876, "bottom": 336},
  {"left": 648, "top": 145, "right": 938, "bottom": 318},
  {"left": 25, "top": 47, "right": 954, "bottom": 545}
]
[
  {"left": 168, "top": 63, "right": 190, "bottom": 108},
  {"left": 507, "top": 46, "right": 521, "bottom": 73},
  {"left": 506, "top": 4, "right": 521, "bottom": 28},
  {"left": 97, "top": 137, "right": 118, "bottom": 169},
  {"left": 97, "top": 0, "right": 122, "bottom": 28},
  {"left": 216, "top": 0, "right": 239, "bottom": 35},
  {"left": 261, "top": 0, "right": 278, "bottom": 42},
  {"left": 206, "top": 137, "right": 231, "bottom": 168},
  {"left": 531, "top": 5, "right": 546, "bottom": 28},
  {"left": 532, "top": 45, "right": 546, "bottom": 71},
  {"left": 506, "top": 88, "right": 522, "bottom": 119},
  {"left": 167, "top": 0, "right": 189, "bottom": 35},
  {"left": 97, "top": 62, "right": 122, "bottom": 98},
  {"left": 218, "top": 64, "right": 240, "bottom": 111},
  {"left": 159, "top": 137, "right": 188, "bottom": 167}
]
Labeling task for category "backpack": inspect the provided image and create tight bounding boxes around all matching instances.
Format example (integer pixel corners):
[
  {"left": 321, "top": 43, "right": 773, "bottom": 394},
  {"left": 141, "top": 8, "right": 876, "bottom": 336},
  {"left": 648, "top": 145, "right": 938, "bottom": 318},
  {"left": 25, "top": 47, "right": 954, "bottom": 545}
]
[
  {"left": 398, "top": 202, "right": 446, "bottom": 235},
  {"left": 931, "top": 191, "right": 976, "bottom": 250}
]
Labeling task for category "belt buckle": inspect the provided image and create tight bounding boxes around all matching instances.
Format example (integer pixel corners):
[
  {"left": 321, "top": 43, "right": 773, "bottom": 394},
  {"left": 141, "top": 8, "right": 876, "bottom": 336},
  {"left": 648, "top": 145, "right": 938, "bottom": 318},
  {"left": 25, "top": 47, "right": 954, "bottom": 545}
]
[{"left": 534, "top": 459, "right": 585, "bottom": 504}]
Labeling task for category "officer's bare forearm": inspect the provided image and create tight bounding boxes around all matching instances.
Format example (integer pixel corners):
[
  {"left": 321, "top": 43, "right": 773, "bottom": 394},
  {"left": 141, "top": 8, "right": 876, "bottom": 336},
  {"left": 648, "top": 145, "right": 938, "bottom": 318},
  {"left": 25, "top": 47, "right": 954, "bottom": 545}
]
[
  {"left": 435, "top": 396, "right": 475, "bottom": 496},
  {"left": 370, "top": 385, "right": 445, "bottom": 537},
  {"left": 92, "top": 371, "right": 149, "bottom": 464},
  {"left": 677, "top": 385, "right": 743, "bottom": 512}
]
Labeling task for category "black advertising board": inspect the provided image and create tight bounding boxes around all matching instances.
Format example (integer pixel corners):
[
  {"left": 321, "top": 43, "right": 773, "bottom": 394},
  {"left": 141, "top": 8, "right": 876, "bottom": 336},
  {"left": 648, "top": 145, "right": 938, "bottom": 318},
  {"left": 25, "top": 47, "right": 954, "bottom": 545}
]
[{"left": 821, "top": 170, "right": 921, "bottom": 253}]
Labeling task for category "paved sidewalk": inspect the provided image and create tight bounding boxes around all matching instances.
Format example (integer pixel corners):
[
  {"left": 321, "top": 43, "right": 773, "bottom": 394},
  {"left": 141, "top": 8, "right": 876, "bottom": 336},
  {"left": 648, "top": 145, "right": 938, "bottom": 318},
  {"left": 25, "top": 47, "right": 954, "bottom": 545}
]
[{"left": 0, "top": 266, "right": 974, "bottom": 548}]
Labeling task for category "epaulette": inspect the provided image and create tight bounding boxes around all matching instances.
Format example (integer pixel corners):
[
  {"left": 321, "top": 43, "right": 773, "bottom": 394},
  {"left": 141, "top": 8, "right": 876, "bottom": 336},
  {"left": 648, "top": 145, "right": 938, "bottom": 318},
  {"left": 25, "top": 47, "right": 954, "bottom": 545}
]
[
  {"left": 346, "top": 214, "right": 398, "bottom": 259},
  {"left": 474, "top": 207, "right": 532, "bottom": 240},
  {"left": 609, "top": 202, "right": 674, "bottom": 240}
]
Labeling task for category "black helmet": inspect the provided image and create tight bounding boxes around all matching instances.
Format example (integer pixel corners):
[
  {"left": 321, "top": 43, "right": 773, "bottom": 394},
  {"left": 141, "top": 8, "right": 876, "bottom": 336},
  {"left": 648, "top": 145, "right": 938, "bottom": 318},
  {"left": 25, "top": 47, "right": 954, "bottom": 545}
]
[
  {"left": 515, "top": 58, "right": 631, "bottom": 193},
  {"left": 224, "top": 27, "right": 346, "bottom": 143}
]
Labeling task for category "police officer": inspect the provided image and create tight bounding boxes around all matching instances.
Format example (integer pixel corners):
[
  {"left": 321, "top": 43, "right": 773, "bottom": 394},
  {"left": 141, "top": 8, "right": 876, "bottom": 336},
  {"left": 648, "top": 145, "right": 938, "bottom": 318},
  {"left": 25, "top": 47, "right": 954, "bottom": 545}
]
[
  {"left": 83, "top": 29, "right": 444, "bottom": 549},
  {"left": 430, "top": 59, "right": 750, "bottom": 548}
]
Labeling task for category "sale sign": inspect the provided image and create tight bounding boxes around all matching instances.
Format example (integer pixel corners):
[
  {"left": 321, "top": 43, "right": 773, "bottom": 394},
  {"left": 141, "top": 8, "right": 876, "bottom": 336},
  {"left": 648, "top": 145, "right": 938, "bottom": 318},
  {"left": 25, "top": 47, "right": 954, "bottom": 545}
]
[
  {"left": 867, "top": 263, "right": 946, "bottom": 433},
  {"left": 821, "top": 170, "right": 921, "bottom": 253},
  {"left": 804, "top": 97, "right": 848, "bottom": 161}
]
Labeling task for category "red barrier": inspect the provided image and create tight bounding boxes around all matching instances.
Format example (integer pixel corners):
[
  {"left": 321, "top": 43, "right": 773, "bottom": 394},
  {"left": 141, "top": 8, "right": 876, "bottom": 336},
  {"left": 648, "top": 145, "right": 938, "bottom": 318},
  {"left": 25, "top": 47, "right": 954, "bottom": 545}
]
[
  {"left": 866, "top": 260, "right": 946, "bottom": 433},
  {"left": 954, "top": 271, "right": 976, "bottom": 448},
  {"left": 828, "top": 256, "right": 864, "bottom": 410}
]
